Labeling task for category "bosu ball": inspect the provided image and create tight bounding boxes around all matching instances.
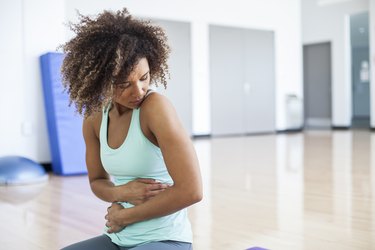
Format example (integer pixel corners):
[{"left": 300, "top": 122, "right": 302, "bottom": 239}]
[{"left": 0, "top": 156, "right": 48, "bottom": 185}]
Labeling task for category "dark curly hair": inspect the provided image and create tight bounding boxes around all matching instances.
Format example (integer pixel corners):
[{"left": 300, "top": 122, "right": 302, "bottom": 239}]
[{"left": 60, "top": 8, "right": 170, "bottom": 117}]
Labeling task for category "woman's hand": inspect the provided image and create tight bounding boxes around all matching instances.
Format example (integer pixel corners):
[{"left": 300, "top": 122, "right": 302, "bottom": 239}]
[
  {"left": 105, "top": 203, "right": 126, "bottom": 233},
  {"left": 116, "top": 178, "right": 170, "bottom": 205}
]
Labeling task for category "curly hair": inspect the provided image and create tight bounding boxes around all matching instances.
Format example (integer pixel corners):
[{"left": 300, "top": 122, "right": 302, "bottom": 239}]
[{"left": 60, "top": 8, "right": 170, "bottom": 117}]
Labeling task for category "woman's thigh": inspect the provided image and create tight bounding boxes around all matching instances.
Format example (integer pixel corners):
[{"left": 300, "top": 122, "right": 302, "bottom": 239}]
[
  {"left": 129, "top": 241, "right": 192, "bottom": 250},
  {"left": 61, "top": 235, "right": 120, "bottom": 250}
]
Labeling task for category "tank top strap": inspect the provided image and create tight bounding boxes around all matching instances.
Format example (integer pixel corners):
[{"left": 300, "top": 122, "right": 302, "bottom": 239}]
[{"left": 145, "top": 88, "right": 156, "bottom": 98}]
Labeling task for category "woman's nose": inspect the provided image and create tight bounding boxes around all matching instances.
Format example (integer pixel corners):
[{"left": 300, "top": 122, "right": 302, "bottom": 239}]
[{"left": 132, "top": 82, "right": 145, "bottom": 98}]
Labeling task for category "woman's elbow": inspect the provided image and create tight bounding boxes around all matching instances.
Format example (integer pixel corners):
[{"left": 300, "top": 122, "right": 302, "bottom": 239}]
[
  {"left": 187, "top": 186, "right": 203, "bottom": 204},
  {"left": 192, "top": 191, "right": 203, "bottom": 204}
]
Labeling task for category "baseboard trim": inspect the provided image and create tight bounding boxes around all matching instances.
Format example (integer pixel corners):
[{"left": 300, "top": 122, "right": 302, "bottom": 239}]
[
  {"left": 192, "top": 134, "right": 211, "bottom": 139},
  {"left": 331, "top": 126, "right": 350, "bottom": 130},
  {"left": 276, "top": 128, "right": 303, "bottom": 134}
]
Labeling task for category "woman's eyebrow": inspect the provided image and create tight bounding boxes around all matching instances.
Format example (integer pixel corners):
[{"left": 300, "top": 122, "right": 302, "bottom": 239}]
[
  {"left": 122, "top": 71, "right": 149, "bottom": 83},
  {"left": 141, "top": 71, "right": 150, "bottom": 77}
]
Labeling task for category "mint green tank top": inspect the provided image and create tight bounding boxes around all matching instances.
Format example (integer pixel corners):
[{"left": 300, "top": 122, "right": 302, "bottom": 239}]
[{"left": 99, "top": 103, "right": 192, "bottom": 247}]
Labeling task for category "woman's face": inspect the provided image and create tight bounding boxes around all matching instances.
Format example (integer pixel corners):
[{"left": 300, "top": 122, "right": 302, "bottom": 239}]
[{"left": 112, "top": 57, "right": 150, "bottom": 111}]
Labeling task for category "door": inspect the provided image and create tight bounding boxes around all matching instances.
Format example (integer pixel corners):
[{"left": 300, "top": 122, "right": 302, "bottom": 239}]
[
  {"left": 210, "top": 25, "right": 275, "bottom": 136},
  {"left": 303, "top": 42, "right": 332, "bottom": 128},
  {"left": 244, "top": 29, "right": 275, "bottom": 133},
  {"left": 210, "top": 26, "right": 245, "bottom": 136}
]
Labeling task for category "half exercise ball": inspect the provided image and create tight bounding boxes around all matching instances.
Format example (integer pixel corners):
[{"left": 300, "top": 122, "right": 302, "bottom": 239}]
[{"left": 0, "top": 156, "right": 48, "bottom": 185}]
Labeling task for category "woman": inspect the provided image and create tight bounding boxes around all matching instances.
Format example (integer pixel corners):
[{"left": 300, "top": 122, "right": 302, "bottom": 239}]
[{"left": 60, "top": 8, "right": 202, "bottom": 250}]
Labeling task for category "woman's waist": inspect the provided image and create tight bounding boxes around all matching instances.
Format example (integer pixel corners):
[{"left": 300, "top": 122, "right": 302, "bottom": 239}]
[{"left": 107, "top": 207, "right": 191, "bottom": 236}]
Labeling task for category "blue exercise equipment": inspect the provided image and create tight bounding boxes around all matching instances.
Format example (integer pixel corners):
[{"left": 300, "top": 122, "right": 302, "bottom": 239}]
[
  {"left": 40, "top": 52, "right": 86, "bottom": 175},
  {"left": 0, "top": 156, "right": 48, "bottom": 185}
]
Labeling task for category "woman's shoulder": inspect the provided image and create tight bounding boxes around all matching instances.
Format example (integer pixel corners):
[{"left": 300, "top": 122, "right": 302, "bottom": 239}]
[
  {"left": 83, "top": 110, "right": 103, "bottom": 138},
  {"left": 140, "top": 91, "right": 179, "bottom": 132},
  {"left": 141, "top": 91, "right": 174, "bottom": 115}
]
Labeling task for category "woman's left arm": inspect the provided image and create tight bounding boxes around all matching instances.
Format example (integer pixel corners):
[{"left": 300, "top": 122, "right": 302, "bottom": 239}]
[{"left": 106, "top": 94, "right": 202, "bottom": 233}]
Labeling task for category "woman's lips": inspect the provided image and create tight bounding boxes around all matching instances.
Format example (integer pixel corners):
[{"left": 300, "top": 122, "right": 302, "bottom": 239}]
[{"left": 130, "top": 98, "right": 144, "bottom": 105}]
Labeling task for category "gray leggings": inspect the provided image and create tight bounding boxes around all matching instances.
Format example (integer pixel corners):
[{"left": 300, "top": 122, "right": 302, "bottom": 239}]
[{"left": 61, "top": 235, "right": 192, "bottom": 250}]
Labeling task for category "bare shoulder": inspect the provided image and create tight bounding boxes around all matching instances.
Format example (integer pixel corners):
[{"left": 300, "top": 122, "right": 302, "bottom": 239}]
[
  {"left": 83, "top": 110, "right": 102, "bottom": 138},
  {"left": 140, "top": 92, "right": 180, "bottom": 132},
  {"left": 141, "top": 92, "right": 175, "bottom": 117}
]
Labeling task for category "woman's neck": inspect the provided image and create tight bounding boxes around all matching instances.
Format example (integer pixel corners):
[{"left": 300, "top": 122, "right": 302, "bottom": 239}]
[{"left": 112, "top": 102, "right": 131, "bottom": 117}]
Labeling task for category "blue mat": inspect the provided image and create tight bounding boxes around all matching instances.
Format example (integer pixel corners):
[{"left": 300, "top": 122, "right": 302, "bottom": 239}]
[{"left": 40, "top": 52, "right": 86, "bottom": 175}]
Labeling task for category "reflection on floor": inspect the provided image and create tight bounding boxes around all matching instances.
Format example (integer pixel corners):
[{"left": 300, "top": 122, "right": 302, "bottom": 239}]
[{"left": 0, "top": 130, "right": 374, "bottom": 250}]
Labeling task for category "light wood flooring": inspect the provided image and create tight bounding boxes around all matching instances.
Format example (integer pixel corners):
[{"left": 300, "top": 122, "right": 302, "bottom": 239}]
[{"left": 0, "top": 130, "right": 374, "bottom": 249}]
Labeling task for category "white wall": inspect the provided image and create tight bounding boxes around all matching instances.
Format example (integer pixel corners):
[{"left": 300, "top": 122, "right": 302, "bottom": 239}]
[
  {"left": 65, "top": 0, "right": 303, "bottom": 134},
  {"left": 0, "top": 0, "right": 65, "bottom": 162},
  {"left": 302, "top": 0, "right": 369, "bottom": 127},
  {"left": 0, "top": 0, "right": 302, "bottom": 162},
  {"left": 0, "top": 0, "right": 24, "bottom": 157}
]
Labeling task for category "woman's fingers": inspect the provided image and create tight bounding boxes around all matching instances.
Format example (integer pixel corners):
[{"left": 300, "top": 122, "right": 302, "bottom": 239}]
[
  {"left": 124, "top": 179, "right": 172, "bottom": 204},
  {"left": 142, "top": 183, "right": 171, "bottom": 199},
  {"left": 136, "top": 178, "right": 158, "bottom": 184},
  {"left": 147, "top": 188, "right": 168, "bottom": 198},
  {"left": 136, "top": 178, "right": 172, "bottom": 189},
  {"left": 148, "top": 183, "right": 169, "bottom": 191}
]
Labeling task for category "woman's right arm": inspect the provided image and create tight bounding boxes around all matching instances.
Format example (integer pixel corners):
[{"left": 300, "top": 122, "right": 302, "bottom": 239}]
[{"left": 82, "top": 116, "right": 168, "bottom": 204}]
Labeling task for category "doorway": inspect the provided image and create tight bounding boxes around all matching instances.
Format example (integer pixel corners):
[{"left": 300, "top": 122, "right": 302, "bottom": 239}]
[
  {"left": 209, "top": 25, "right": 275, "bottom": 136},
  {"left": 350, "top": 12, "right": 370, "bottom": 128},
  {"left": 303, "top": 42, "right": 332, "bottom": 129}
]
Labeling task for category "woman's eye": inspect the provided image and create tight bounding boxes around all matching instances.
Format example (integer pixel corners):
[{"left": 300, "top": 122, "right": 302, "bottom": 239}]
[
  {"left": 117, "top": 83, "right": 130, "bottom": 89},
  {"left": 141, "top": 75, "right": 148, "bottom": 81}
]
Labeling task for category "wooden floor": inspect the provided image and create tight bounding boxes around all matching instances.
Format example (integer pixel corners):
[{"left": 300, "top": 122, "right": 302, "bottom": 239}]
[{"left": 1, "top": 130, "right": 375, "bottom": 250}]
